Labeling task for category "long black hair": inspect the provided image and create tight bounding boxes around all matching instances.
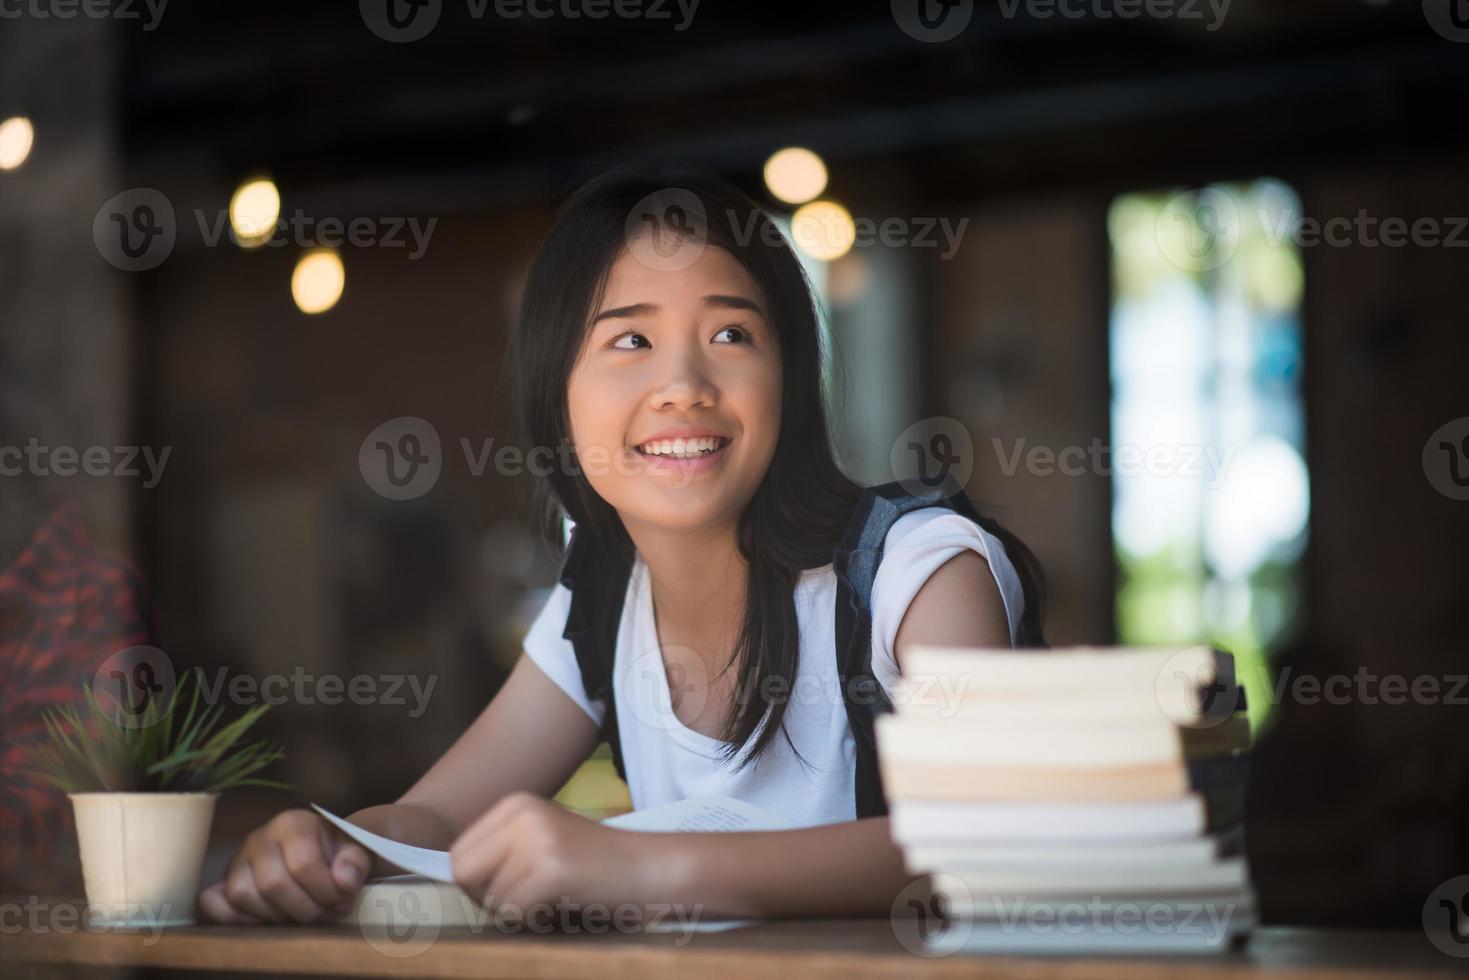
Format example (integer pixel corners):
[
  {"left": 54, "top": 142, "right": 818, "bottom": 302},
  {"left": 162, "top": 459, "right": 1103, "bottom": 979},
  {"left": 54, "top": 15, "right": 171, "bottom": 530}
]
[{"left": 507, "top": 163, "right": 1044, "bottom": 773}]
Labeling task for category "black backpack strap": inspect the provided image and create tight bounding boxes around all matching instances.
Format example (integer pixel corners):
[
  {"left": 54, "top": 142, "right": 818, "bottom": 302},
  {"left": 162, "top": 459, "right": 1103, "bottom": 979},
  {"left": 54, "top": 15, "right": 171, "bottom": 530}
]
[
  {"left": 557, "top": 525, "right": 635, "bottom": 783},
  {"left": 833, "top": 474, "right": 1043, "bottom": 819}
]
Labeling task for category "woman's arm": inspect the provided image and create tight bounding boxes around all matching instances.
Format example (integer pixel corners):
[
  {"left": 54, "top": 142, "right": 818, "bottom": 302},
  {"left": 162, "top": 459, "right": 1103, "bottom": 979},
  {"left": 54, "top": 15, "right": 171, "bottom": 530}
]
[
  {"left": 348, "top": 651, "right": 602, "bottom": 852},
  {"left": 199, "top": 651, "right": 601, "bottom": 922},
  {"left": 657, "top": 816, "right": 916, "bottom": 918}
]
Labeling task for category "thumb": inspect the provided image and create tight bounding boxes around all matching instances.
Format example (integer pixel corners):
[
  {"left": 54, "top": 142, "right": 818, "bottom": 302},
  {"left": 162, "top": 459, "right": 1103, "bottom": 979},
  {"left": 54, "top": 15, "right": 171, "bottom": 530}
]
[{"left": 329, "top": 841, "right": 372, "bottom": 893}]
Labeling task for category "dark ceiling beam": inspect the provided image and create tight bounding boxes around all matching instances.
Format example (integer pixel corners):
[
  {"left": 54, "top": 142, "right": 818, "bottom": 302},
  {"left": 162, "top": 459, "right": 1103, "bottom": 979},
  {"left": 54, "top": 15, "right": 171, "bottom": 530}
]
[{"left": 183, "top": 36, "right": 1466, "bottom": 218}]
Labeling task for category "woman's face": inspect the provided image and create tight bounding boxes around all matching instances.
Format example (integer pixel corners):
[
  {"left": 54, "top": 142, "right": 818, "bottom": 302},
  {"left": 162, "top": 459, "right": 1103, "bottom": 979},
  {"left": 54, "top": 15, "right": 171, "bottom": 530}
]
[{"left": 566, "top": 238, "right": 782, "bottom": 535}]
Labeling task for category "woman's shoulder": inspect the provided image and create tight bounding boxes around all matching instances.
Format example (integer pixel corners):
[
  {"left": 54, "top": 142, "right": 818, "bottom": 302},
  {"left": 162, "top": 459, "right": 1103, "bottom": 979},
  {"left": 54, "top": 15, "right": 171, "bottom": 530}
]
[{"left": 882, "top": 502, "right": 961, "bottom": 543}]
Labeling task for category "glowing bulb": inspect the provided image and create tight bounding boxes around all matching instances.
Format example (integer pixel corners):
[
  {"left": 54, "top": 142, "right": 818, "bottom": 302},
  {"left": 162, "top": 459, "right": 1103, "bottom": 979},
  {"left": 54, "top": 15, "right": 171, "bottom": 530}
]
[
  {"left": 230, "top": 177, "right": 281, "bottom": 248},
  {"left": 790, "top": 200, "right": 855, "bottom": 261},
  {"left": 0, "top": 117, "right": 35, "bottom": 171},
  {"left": 291, "top": 249, "right": 344, "bottom": 314},
  {"left": 763, "top": 147, "right": 828, "bottom": 205}
]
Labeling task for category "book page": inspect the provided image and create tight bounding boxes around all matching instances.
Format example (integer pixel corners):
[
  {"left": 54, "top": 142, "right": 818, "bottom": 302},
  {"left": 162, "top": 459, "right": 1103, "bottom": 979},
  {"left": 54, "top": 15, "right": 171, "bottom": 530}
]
[
  {"left": 312, "top": 804, "right": 454, "bottom": 882},
  {"left": 601, "top": 794, "right": 781, "bottom": 832}
]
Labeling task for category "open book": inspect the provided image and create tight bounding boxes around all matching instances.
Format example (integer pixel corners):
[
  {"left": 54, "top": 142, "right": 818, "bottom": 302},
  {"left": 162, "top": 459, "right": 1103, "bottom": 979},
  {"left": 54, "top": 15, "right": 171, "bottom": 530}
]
[{"left": 315, "top": 795, "right": 781, "bottom": 935}]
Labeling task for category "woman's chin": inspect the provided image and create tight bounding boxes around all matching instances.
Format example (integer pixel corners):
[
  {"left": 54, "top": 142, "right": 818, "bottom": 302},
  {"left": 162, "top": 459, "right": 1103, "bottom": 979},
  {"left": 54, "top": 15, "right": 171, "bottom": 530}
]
[{"left": 620, "top": 487, "right": 743, "bottom": 533}]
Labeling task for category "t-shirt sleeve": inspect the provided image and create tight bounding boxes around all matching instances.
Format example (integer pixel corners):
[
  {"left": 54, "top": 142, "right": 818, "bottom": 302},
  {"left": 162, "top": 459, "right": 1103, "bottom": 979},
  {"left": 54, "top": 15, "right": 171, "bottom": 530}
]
[
  {"left": 521, "top": 582, "right": 606, "bottom": 727},
  {"left": 868, "top": 509, "right": 1027, "bottom": 698}
]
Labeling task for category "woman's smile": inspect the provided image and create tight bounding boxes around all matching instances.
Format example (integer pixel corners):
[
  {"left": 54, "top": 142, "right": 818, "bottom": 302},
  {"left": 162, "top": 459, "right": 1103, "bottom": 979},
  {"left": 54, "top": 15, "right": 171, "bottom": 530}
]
[{"left": 634, "top": 435, "right": 734, "bottom": 478}]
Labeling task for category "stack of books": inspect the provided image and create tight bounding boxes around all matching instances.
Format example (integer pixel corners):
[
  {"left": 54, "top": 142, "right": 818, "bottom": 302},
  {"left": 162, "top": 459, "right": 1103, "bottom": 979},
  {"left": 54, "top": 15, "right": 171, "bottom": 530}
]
[{"left": 878, "top": 645, "right": 1255, "bottom": 955}]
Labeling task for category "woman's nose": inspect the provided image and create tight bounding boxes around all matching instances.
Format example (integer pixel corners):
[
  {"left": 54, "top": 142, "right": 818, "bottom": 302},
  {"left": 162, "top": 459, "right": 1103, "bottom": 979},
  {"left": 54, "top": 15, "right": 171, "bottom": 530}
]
[{"left": 649, "top": 346, "right": 717, "bottom": 410}]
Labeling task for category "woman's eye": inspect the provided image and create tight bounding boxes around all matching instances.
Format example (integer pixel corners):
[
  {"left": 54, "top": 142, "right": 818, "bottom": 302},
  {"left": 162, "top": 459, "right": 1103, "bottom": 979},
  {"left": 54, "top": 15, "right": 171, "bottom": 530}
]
[
  {"left": 714, "top": 325, "right": 749, "bottom": 344},
  {"left": 610, "top": 332, "right": 649, "bottom": 350}
]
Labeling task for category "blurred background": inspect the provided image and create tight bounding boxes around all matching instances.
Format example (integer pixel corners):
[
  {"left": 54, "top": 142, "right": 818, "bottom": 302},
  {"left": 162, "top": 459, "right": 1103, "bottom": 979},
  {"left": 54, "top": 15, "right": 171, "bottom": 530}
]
[{"left": 2, "top": 0, "right": 1466, "bottom": 929}]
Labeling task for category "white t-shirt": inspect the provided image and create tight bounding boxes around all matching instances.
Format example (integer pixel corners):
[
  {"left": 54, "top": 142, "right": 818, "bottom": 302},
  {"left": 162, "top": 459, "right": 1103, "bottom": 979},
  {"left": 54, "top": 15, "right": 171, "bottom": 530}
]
[{"left": 521, "top": 507, "right": 1026, "bottom": 828}]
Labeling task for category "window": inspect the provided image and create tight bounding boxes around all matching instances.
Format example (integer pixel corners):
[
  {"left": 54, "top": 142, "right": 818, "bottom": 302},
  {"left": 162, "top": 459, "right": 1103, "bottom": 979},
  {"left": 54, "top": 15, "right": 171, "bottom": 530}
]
[{"left": 1109, "top": 180, "right": 1309, "bottom": 730}]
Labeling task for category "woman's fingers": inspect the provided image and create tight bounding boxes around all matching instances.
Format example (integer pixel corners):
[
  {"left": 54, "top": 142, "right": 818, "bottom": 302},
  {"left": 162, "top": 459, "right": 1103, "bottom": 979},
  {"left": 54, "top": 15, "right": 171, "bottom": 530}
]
[
  {"left": 251, "top": 844, "right": 332, "bottom": 923},
  {"left": 450, "top": 822, "right": 517, "bottom": 905},
  {"left": 326, "top": 838, "right": 373, "bottom": 896},
  {"left": 276, "top": 828, "right": 345, "bottom": 909},
  {"left": 197, "top": 880, "right": 261, "bottom": 925},
  {"left": 222, "top": 857, "right": 279, "bottom": 922},
  {"left": 452, "top": 791, "right": 533, "bottom": 855},
  {"left": 199, "top": 809, "right": 375, "bottom": 926}
]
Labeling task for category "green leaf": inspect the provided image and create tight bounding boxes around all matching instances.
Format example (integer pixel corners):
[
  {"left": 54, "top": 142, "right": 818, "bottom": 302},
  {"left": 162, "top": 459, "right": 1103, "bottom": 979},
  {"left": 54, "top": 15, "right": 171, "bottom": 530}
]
[{"left": 26, "top": 669, "right": 291, "bottom": 795}]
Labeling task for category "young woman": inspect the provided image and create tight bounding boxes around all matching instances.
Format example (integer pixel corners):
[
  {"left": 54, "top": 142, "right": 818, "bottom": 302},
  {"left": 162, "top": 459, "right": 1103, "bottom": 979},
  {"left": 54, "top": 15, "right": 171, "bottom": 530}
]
[{"left": 198, "top": 166, "right": 1043, "bottom": 925}]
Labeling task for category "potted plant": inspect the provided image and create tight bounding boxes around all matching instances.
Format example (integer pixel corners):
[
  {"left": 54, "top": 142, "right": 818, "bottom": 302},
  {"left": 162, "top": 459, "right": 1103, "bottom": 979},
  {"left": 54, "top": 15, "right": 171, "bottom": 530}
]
[{"left": 33, "top": 670, "right": 287, "bottom": 928}]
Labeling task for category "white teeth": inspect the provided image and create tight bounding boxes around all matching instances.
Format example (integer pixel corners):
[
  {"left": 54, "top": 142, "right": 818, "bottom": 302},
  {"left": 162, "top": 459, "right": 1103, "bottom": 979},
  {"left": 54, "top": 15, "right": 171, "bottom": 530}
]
[{"left": 637, "top": 436, "right": 727, "bottom": 457}]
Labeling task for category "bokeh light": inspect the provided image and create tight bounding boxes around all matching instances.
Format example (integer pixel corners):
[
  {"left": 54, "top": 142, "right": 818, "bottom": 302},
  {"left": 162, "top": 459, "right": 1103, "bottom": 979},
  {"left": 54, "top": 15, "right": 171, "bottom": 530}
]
[
  {"left": 763, "top": 147, "right": 828, "bottom": 205},
  {"left": 790, "top": 199, "right": 855, "bottom": 261},
  {"left": 230, "top": 177, "right": 281, "bottom": 248},
  {"left": 0, "top": 116, "right": 35, "bottom": 171},
  {"left": 291, "top": 249, "right": 344, "bottom": 314}
]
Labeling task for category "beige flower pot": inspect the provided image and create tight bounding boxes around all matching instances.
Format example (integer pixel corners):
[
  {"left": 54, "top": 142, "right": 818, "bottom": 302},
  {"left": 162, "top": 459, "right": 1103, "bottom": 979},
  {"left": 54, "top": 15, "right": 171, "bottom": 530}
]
[{"left": 69, "top": 792, "right": 217, "bottom": 928}]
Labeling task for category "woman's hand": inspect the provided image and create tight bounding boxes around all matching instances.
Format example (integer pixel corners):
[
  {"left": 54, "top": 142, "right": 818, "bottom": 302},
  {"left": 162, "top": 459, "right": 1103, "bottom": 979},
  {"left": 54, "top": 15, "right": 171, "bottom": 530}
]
[
  {"left": 449, "top": 792, "right": 665, "bottom": 919},
  {"left": 197, "top": 809, "right": 374, "bottom": 925}
]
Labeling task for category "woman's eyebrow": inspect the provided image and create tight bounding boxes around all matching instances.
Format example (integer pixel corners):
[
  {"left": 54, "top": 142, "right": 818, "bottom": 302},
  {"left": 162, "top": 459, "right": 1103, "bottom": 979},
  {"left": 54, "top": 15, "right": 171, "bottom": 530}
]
[
  {"left": 591, "top": 295, "right": 764, "bottom": 325},
  {"left": 591, "top": 302, "right": 659, "bottom": 325},
  {"left": 702, "top": 294, "right": 764, "bottom": 316}
]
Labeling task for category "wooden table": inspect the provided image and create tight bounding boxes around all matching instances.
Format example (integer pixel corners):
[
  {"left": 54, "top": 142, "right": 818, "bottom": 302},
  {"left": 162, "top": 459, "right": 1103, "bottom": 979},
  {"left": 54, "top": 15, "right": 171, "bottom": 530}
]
[{"left": 2, "top": 921, "right": 1462, "bottom": 979}]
